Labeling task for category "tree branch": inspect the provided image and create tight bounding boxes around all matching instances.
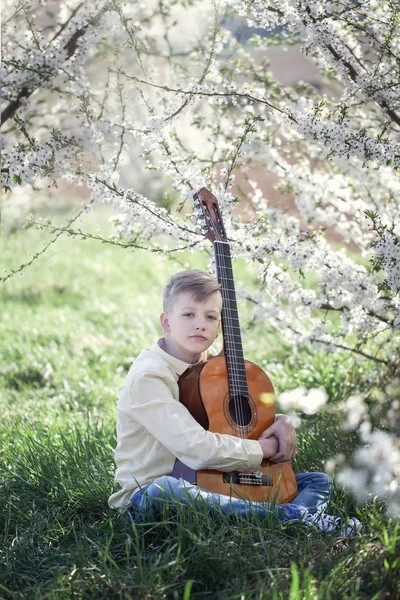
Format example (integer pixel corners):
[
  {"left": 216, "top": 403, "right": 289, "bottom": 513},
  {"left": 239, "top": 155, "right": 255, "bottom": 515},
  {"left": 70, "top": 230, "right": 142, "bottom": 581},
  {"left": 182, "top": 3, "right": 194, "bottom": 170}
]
[
  {"left": 319, "top": 302, "right": 393, "bottom": 326},
  {"left": 1, "top": 8, "right": 105, "bottom": 125},
  {"left": 114, "top": 70, "right": 293, "bottom": 121},
  {"left": 243, "top": 294, "right": 391, "bottom": 366},
  {"left": 304, "top": 6, "right": 400, "bottom": 128},
  {"left": 311, "top": 337, "right": 390, "bottom": 366}
]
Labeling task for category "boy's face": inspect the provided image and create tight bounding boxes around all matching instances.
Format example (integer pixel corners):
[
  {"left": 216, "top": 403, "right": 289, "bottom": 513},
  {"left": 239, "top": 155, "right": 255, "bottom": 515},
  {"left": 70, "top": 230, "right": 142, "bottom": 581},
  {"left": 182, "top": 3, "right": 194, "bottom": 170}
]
[{"left": 160, "top": 291, "right": 222, "bottom": 363}]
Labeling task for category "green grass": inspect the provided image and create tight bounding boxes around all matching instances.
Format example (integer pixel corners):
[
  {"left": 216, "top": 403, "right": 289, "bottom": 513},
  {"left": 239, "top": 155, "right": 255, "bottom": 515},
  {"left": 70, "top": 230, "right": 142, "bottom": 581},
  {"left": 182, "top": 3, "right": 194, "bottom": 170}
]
[{"left": 0, "top": 206, "right": 399, "bottom": 599}]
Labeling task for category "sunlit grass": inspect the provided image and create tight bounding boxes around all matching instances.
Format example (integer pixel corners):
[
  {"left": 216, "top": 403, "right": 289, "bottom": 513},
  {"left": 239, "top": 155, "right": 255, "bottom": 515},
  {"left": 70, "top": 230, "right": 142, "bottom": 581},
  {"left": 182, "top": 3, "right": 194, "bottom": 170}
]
[{"left": 0, "top": 208, "right": 399, "bottom": 599}]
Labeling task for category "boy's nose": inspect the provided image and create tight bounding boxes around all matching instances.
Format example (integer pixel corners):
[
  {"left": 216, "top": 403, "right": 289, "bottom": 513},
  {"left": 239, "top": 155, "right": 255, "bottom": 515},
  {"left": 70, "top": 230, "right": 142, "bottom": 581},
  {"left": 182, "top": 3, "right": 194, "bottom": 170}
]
[{"left": 195, "top": 321, "right": 206, "bottom": 330}]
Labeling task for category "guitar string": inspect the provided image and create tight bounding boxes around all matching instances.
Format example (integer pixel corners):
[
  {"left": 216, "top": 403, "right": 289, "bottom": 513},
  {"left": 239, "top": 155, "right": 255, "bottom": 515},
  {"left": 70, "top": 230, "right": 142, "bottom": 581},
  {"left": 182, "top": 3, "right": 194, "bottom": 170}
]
[
  {"left": 214, "top": 244, "right": 246, "bottom": 401},
  {"left": 215, "top": 243, "right": 246, "bottom": 379},
  {"left": 202, "top": 203, "right": 287, "bottom": 486},
  {"left": 218, "top": 259, "right": 249, "bottom": 435},
  {"left": 201, "top": 205, "right": 252, "bottom": 438},
  {"left": 203, "top": 212, "right": 248, "bottom": 433},
  {"left": 220, "top": 289, "right": 248, "bottom": 435},
  {"left": 215, "top": 244, "right": 247, "bottom": 390},
  {"left": 214, "top": 246, "right": 246, "bottom": 431},
  {"left": 215, "top": 241, "right": 249, "bottom": 435}
]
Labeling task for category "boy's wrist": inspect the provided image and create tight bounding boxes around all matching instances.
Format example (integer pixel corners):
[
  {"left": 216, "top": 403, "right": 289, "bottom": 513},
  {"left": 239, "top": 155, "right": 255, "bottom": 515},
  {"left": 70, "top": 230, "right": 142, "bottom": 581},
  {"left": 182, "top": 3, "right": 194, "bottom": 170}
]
[{"left": 258, "top": 436, "right": 279, "bottom": 459}]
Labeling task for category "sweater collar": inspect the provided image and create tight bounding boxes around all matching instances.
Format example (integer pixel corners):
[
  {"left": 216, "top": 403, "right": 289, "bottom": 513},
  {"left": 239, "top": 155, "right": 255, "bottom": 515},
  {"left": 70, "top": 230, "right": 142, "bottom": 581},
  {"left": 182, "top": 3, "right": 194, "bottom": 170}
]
[{"left": 150, "top": 338, "right": 201, "bottom": 376}]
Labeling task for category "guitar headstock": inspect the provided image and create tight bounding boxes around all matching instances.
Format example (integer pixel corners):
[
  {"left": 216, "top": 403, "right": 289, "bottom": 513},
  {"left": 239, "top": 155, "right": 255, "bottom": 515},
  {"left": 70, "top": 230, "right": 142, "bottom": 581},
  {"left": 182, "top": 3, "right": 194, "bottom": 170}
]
[{"left": 193, "top": 188, "right": 228, "bottom": 244}]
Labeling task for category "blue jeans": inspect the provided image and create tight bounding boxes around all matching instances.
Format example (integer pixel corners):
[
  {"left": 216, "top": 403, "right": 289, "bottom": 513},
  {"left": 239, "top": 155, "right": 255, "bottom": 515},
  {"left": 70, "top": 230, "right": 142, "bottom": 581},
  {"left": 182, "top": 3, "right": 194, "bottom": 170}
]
[{"left": 128, "top": 472, "right": 332, "bottom": 524}]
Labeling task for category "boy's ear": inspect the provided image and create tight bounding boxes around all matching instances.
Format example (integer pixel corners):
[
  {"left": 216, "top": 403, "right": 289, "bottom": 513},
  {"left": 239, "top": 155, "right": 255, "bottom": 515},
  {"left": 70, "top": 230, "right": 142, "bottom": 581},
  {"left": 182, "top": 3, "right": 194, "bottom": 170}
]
[{"left": 160, "top": 312, "right": 170, "bottom": 332}]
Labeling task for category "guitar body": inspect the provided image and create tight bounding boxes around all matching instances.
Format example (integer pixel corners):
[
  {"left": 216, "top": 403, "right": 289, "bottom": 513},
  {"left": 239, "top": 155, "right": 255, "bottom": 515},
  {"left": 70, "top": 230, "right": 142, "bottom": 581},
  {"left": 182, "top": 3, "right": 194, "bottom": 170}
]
[
  {"left": 178, "top": 357, "right": 298, "bottom": 504},
  {"left": 173, "top": 187, "right": 298, "bottom": 505}
]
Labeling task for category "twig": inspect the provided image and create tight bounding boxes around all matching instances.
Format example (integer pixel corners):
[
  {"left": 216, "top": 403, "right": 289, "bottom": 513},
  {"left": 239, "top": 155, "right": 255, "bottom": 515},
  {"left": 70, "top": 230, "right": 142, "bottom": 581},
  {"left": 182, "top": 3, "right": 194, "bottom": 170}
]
[
  {"left": 114, "top": 70, "right": 293, "bottom": 121},
  {"left": 319, "top": 302, "right": 394, "bottom": 327},
  {"left": 1, "top": 198, "right": 95, "bottom": 283},
  {"left": 22, "top": 223, "right": 203, "bottom": 254},
  {"left": 165, "top": 0, "right": 219, "bottom": 122}
]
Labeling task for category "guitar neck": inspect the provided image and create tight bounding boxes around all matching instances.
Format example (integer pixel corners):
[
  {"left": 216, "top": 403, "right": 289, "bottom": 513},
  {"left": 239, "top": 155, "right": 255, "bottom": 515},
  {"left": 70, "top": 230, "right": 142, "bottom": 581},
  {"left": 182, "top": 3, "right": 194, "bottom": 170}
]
[{"left": 214, "top": 241, "right": 248, "bottom": 396}]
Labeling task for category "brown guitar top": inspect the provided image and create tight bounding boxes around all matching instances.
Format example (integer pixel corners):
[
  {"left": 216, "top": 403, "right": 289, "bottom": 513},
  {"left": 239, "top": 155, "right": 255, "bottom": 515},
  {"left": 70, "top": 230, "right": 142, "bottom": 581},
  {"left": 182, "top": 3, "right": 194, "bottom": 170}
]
[{"left": 179, "top": 357, "right": 298, "bottom": 503}]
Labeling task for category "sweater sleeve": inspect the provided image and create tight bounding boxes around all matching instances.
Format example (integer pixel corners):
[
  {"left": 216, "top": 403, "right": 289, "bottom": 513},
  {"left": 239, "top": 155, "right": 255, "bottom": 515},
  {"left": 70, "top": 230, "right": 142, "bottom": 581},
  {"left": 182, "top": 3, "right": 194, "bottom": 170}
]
[{"left": 128, "top": 371, "right": 263, "bottom": 472}]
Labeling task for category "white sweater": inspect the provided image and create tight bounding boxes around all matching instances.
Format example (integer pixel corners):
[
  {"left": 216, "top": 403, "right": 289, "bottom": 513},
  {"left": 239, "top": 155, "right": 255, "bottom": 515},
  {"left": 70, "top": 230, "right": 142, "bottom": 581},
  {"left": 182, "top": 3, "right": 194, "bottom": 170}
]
[{"left": 108, "top": 339, "right": 263, "bottom": 511}]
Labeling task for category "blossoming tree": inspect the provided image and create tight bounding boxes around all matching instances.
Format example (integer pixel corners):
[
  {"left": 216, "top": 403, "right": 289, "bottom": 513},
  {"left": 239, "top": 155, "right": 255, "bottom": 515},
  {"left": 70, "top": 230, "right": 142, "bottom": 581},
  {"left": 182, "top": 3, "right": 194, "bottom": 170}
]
[{"left": 2, "top": 0, "right": 399, "bottom": 512}]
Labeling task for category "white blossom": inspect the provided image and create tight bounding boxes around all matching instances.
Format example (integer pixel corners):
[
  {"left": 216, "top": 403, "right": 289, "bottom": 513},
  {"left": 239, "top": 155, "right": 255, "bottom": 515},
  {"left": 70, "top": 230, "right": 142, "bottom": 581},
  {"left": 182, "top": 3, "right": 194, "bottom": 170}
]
[
  {"left": 278, "top": 387, "right": 328, "bottom": 415},
  {"left": 337, "top": 430, "right": 400, "bottom": 517}
]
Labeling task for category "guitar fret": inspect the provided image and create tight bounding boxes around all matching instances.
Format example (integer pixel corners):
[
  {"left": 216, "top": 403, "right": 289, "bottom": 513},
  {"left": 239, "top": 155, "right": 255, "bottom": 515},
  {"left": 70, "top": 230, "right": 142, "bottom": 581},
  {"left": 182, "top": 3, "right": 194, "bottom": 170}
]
[
  {"left": 224, "top": 340, "right": 243, "bottom": 346},
  {"left": 226, "top": 362, "right": 246, "bottom": 369},
  {"left": 227, "top": 374, "right": 247, "bottom": 383},
  {"left": 226, "top": 355, "right": 245, "bottom": 363}
]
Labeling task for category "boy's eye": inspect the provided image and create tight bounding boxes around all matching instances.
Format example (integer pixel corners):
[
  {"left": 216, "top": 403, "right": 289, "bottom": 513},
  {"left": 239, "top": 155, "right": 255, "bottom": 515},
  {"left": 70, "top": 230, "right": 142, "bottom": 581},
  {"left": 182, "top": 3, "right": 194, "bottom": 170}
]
[
  {"left": 183, "top": 313, "right": 193, "bottom": 317},
  {"left": 207, "top": 315, "right": 217, "bottom": 320}
]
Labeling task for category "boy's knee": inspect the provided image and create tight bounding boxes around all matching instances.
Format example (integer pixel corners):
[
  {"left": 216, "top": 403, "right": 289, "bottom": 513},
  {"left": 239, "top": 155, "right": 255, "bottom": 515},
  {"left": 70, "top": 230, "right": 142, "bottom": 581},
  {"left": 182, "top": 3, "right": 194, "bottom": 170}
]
[
  {"left": 149, "top": 475, "right": 177, "bottom": 498},
  {"left": 296, "top": 471, "right": 333, "bottom": 492},
  {"left": 311, "top": 472, "right": 332, "bottom": 487},
  {"left": 321, "top": 473, "right": 333, "bottom": 486}
]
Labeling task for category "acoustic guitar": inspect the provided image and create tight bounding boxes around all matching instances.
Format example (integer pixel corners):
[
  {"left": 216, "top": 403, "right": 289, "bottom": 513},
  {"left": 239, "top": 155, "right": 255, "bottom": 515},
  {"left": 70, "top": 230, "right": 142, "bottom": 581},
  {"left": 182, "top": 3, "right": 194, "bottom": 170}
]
[{"left": 172, "top": 187, "right": 298, "bottom": 503}]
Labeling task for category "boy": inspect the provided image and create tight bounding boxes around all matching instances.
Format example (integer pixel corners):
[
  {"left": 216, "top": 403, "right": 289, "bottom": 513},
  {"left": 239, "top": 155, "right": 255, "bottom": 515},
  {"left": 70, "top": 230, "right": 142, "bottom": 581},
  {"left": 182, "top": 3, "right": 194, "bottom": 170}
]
[{"left": 109, "top": 269, "right": 361, "bottom": 535}]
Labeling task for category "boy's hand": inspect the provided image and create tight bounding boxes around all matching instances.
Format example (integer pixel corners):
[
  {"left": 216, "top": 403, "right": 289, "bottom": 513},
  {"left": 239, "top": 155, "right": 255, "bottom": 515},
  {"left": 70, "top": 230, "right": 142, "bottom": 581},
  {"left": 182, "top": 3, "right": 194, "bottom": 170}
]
[{"left": 258, "top": 414, "right": 297, "bottom": 463}]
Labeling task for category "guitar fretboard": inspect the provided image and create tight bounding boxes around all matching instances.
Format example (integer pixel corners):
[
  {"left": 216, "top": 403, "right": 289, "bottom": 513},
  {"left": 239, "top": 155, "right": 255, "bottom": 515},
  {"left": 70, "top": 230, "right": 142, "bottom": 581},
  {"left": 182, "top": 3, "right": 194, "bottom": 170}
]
[{"left": 214, "top": 241, "right": 248, "bottom": 396}]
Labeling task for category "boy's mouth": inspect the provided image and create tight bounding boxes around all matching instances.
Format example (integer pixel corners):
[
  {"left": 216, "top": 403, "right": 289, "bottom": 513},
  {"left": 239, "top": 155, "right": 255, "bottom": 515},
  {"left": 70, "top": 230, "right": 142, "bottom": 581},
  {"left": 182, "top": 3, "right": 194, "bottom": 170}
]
[{"left": 190, "top": 335, "right": 207, "bottom": 340}]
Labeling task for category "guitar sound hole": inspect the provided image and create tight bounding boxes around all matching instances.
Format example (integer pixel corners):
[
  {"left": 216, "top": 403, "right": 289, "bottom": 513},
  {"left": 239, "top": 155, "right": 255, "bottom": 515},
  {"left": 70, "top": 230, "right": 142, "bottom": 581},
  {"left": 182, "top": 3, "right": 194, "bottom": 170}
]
[{"left": 229, "top": 395, "right": 252, "bottom": 426}]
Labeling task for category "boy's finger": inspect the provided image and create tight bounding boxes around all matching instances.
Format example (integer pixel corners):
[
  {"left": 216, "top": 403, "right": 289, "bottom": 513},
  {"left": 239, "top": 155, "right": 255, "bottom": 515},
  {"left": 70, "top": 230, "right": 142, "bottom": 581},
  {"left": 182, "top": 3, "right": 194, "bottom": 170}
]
[
  {"left": 269, "top": 451, "right": 286, "bottom": 463},
  {"left": 258, "top": 424, "right": 276, "bottom": 439}
]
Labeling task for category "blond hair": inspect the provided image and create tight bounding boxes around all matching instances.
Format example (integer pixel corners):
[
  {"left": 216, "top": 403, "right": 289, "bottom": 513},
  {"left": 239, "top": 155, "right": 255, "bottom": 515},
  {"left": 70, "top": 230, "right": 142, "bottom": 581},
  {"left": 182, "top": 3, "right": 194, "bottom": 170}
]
[{"left": 163, "top": 269, "right": 221, "bottom": 313}]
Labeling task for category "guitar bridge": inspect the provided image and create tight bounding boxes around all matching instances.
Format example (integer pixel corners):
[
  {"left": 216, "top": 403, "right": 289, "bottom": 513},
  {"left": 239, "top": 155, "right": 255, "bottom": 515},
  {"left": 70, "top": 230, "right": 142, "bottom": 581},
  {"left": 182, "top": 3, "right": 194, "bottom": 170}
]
[{"left": 223, "top": 472, "right": 273, "bottom": 487}]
